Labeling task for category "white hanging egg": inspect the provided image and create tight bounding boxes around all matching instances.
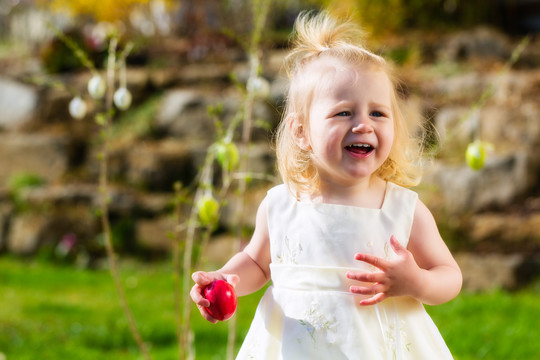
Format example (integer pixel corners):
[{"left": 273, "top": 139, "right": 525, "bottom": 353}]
[
  {"left": 87, "top": 75, "right": 106, "bottom": 99},
  {"left": 68, "top": 96, "right": 87, "bottom": 120},
  {"left": 113, "top": 87, "right": 132, "bottom": 110},
  {"left": 247, "top": 76, "right": 270, "bottom": 98}
]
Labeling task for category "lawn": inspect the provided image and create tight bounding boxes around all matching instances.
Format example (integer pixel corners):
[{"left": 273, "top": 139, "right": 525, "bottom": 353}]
[{"left": 0, "top": 256, "right": 539, "bottom": 359}]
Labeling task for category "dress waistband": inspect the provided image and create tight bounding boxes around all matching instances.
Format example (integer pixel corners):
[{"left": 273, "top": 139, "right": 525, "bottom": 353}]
[{"left": 270, "top": 263, "right": 374, "bottom": 294}]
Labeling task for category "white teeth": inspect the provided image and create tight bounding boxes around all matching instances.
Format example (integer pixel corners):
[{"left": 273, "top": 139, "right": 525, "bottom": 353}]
[{"left": 349, "top": 144, "right": 371, "bottom": 148}]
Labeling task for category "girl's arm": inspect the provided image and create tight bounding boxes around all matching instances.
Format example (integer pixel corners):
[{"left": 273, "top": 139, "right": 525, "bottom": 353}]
[
  {"left": 191, "top": 198, "right": 271, "bottom": 322},
  {"left": 405, "top": 199, "right": 462, "bottom": 305},
  {"left": 347, "top": 199, "right": 462, "bottom": 306}
]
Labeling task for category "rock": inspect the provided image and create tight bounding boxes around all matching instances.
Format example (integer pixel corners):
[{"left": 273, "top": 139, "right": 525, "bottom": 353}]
[
  {"left": 269, "top": 75, "right": 288, "bottom": 106},
  {"left": 245, "top": 143, "right": 277, "bottom": 179},
  {"left": 22, "top": 184, "right": 136, "bottom": 216},
  {"left": 220, "top": 186, "right": 269, "bottom": 230},
  {"left": 427, "top": 151, "right": 531, "bottom": 214},
  {"left": 0, "top": 76, "right": 39, "bottom": 130},
  {"left": 437, "top": 27, "right": 511, "bottom": 63},
  {"left": 23, "top": 184, "right": 96, "bottom": 206},
  {"left": 134, "top": 193, "right": 174, "bottom": 217},
  {"left": 203, "top": 234, "right": 238, "bottom": 267},
  {"left": 149, "top": 67, "right": 180, "bottom": 89},
  {"left": 156, "top": 86, "right": 278, "bottom": 142},
  {"left": 433, "top": 106, "right": 473, "bottom": 144},
  {"left": 434, "top": 102, "right": 540, "bottom": 154},
  {"left": 136, "top": 216, "right": 175, "bottom": 252},
  {"left": 456, "top": 252, "right": 523, "bottom": 292},
  {"left": 467, "top": 212, "right": 540, "bottom": 253},
  {"left": 0, "top": 133, "right": 70, "bottom": 184},
  {"left": 126, "top": 139, "right": 200, "bottom": 192},
  {"left": 264, "top": 50, "right": 287, "bottom": 78},
  {"left": 177, "top": 62, "right": 234, "bottom": 84},
  {"left": 40, "top": 88, "right": 76, "bottom": 123},
  {"left": 124, "top": 68, "right": 150, "bottom": 102},
  {"left": 0, "top": 203, "right": 13, "bottom": 253},
  {"left": 7, "top": 213, "right": 49, "bottom": 255},
  {"left": 155, "top": 88, "right": 209, "bottom": 137},
  {"left": 427, "top": 72, "right": 490, "bottom": 104},
  {"left": 492, "top": 70, "right": 540, "bottom": 106}
]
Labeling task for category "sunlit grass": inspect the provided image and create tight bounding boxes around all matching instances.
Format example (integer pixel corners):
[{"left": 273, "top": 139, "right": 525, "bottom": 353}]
[
  {"left": 427, "top": 286, "right": 540, "bottom": 360},
  {"left": 1, "top": 256, "right": 539, "bottom": 359}
]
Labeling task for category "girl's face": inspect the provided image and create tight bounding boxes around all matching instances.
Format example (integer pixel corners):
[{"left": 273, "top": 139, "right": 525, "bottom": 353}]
[{"left": 303, "top": 57, "right": 394, "bottom": 189}]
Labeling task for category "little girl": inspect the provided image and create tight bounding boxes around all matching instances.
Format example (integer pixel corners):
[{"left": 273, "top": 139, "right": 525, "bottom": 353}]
[{"left": 191, "top": 11, "right": 462, "bottom": 359}]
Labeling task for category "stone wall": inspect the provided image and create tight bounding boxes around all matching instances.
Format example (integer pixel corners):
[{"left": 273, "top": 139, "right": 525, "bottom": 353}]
[{"left": 1, "top": 27, "right": 540, "bottom": 291}]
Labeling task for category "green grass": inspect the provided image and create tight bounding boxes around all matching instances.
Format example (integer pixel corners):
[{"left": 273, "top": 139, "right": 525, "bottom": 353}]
[
  {"left": 1, "top": 256, "right": 539, "bottom": 359},
  {"left": 0, "top": 257, "right": 263, "bottom": 360},
  {"left": 427, "top": 288, "right": 540, "bottom": 359}
]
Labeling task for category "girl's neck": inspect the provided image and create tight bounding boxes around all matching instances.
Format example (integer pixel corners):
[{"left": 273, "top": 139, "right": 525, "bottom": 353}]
[{"left": 313, "top": 176, "right": 387, "bottom": 209}]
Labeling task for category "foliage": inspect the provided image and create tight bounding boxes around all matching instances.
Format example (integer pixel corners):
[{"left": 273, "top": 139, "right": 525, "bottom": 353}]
[
  {"left": 320, "top": 0, "right": 500, "bottom": 36},
  {"left": 6, "top": 173, "right": 46, "bottom": 212},
  {"left": 38, "top": 0, "right": 176, "bottom": 23},
  {"left": 110, "top": 94, "right": 162, "bottom": 142}
]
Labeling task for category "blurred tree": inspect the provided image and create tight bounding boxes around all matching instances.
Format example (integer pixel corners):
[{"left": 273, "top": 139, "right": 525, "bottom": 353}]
[
  {"left": 37, "top": 0, "right": 175, "bottom": 23},
  {"left": 323, "top": 0, "right": 404, "bottom": 35},
  {"left": 320, "top": 0, "right": 502, "bottom": 36}
]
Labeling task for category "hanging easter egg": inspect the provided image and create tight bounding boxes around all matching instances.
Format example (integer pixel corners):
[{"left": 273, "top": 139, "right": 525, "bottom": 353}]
[
  {"left": 465, "top": 141, "right": 487, "bottom": 170},
  {"left": 196, "top": 194, "right": 220, "bottom": 227},
  {"left": 247, "top": 76, "right": 270, "bottom": 98},
  {"left": 113, "top": 87, "right": 132, "bottom": 110},
  {"left": 215, "top": 141, "right": 239, "bottom": 172},
  {"left": 68, "top": 96, "right": 87, "bottom": 120},
  {"left": 87, "top": 75, "right": 106, "bottom": 99}
]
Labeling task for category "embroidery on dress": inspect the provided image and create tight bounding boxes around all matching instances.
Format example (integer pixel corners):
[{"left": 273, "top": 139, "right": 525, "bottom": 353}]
[
  {"left": 245, "top": 342, "right": 258, "bottom": 359},
  {"left": 384, "top": 320, "right": 412, "bottom": 359},
  {"left": 377, "top": 302, "right": 412, "bottom": 359},
  {"left": 299, "top": 301, "right": 337, "bottom": 345},
  {"left": 276, "top": 235, "right": 302, "bottom": 264},
  {"left": 384, "top": 240, "right": 391, "bottom": 260}
]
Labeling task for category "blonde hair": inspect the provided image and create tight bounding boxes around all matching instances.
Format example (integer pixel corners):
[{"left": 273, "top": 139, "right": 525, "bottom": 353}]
[{"left": 275, "top": 11, "right": 424, "bottom": 195}]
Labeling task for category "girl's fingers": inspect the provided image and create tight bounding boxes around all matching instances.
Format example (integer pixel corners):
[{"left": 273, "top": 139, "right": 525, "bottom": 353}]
[
  {"left": 354, "top": 253, "right": 389, "bottom": 271},
  {"left": 190, "top": 283, "right": 219, "bottom": 324},
  {"left": 196, "top": 303, "right": 218, "bottom": 324},
  {"left": 346, "top": 271, "right": 385, "bottom": 283},
  {"left": 190, "top": 284, "right": 211, "bottom": 308},
  {"left": 359, "top": 292, "right": 387, "bottom": 306},
  {"left": 389, "top": 235, "right": 406, "bottom": 255},
  {"left": 225, "top": 274, "right": 240, "bottom": 288},
  {"left": 349, "top": 282, "right": 386, "bottom": 295},
  {"left": 192, "top": 271, "right": 213, "bottom": 286}
]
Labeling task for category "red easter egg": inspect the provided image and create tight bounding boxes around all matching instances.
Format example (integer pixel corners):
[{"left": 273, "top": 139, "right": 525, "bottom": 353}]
[{"left": 203, "top": 280, "right": 237, "bottom": 321}]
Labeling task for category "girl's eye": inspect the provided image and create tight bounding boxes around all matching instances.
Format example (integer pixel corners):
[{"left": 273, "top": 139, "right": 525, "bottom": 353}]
[
  {"left": 370, "top": 111, "right": 385, "bottom": 118},
  {"left": 336, "top": 111, "right": 351, "bottom": 117}
]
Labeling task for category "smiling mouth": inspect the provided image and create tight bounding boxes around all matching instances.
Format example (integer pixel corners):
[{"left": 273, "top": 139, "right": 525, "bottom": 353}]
[{"left": 345, "top": 143, "right": 374, "bottom": 156}]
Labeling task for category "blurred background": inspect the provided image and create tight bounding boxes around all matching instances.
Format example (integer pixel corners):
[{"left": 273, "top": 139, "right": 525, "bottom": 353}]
[{"left": 0, "top": 0, "right": 540, "bottom": 359}]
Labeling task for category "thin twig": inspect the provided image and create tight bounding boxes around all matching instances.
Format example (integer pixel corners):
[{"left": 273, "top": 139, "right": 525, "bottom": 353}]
[
  {"left": 99, "top": 36, "right": 152, "bottom": 360},
  {"left": 226, "top": 1, "right": 271, "bottom": 359}
]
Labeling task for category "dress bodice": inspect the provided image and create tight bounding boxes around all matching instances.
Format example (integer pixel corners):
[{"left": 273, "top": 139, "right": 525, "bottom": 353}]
[{"left": 266, "top": 182, "right": 418, "bottom": 269}]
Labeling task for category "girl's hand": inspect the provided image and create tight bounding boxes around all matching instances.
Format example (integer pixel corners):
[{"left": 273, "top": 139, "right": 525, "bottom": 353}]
[
  {"left": 191, "top": 271, "right": 239, "bottom": 323},
  {"left": 346, "top": 235, "right": 423, "bottom": 306}
]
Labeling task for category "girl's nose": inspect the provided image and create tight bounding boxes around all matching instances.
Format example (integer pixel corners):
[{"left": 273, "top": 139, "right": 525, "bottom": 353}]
[{"left": 352, "top": 122, "right": 374, "bottom": 134}]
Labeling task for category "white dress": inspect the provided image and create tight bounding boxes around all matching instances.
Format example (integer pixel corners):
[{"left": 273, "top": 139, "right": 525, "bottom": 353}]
[{"left": 236, "top": 182, "right": 453, "bottom": 360}]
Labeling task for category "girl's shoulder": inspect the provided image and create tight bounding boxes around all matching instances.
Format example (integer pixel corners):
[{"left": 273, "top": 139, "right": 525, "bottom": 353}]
[
  {"left": 267, "top": 183, "right": 290, "bottom": 197},
  {"left": 383, "top": 182, "right": 419, "bottom": 222},
  {"left": 266, "top": 183, "right": 295, "bottom": 209},
  {"left": 386, "top": 181, "right": 418, "bottom": 205}
]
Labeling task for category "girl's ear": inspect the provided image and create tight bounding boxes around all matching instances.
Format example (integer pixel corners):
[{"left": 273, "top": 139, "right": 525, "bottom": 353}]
[{"left": 287, "top": 113, "right": 311, "bottom": 151}]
